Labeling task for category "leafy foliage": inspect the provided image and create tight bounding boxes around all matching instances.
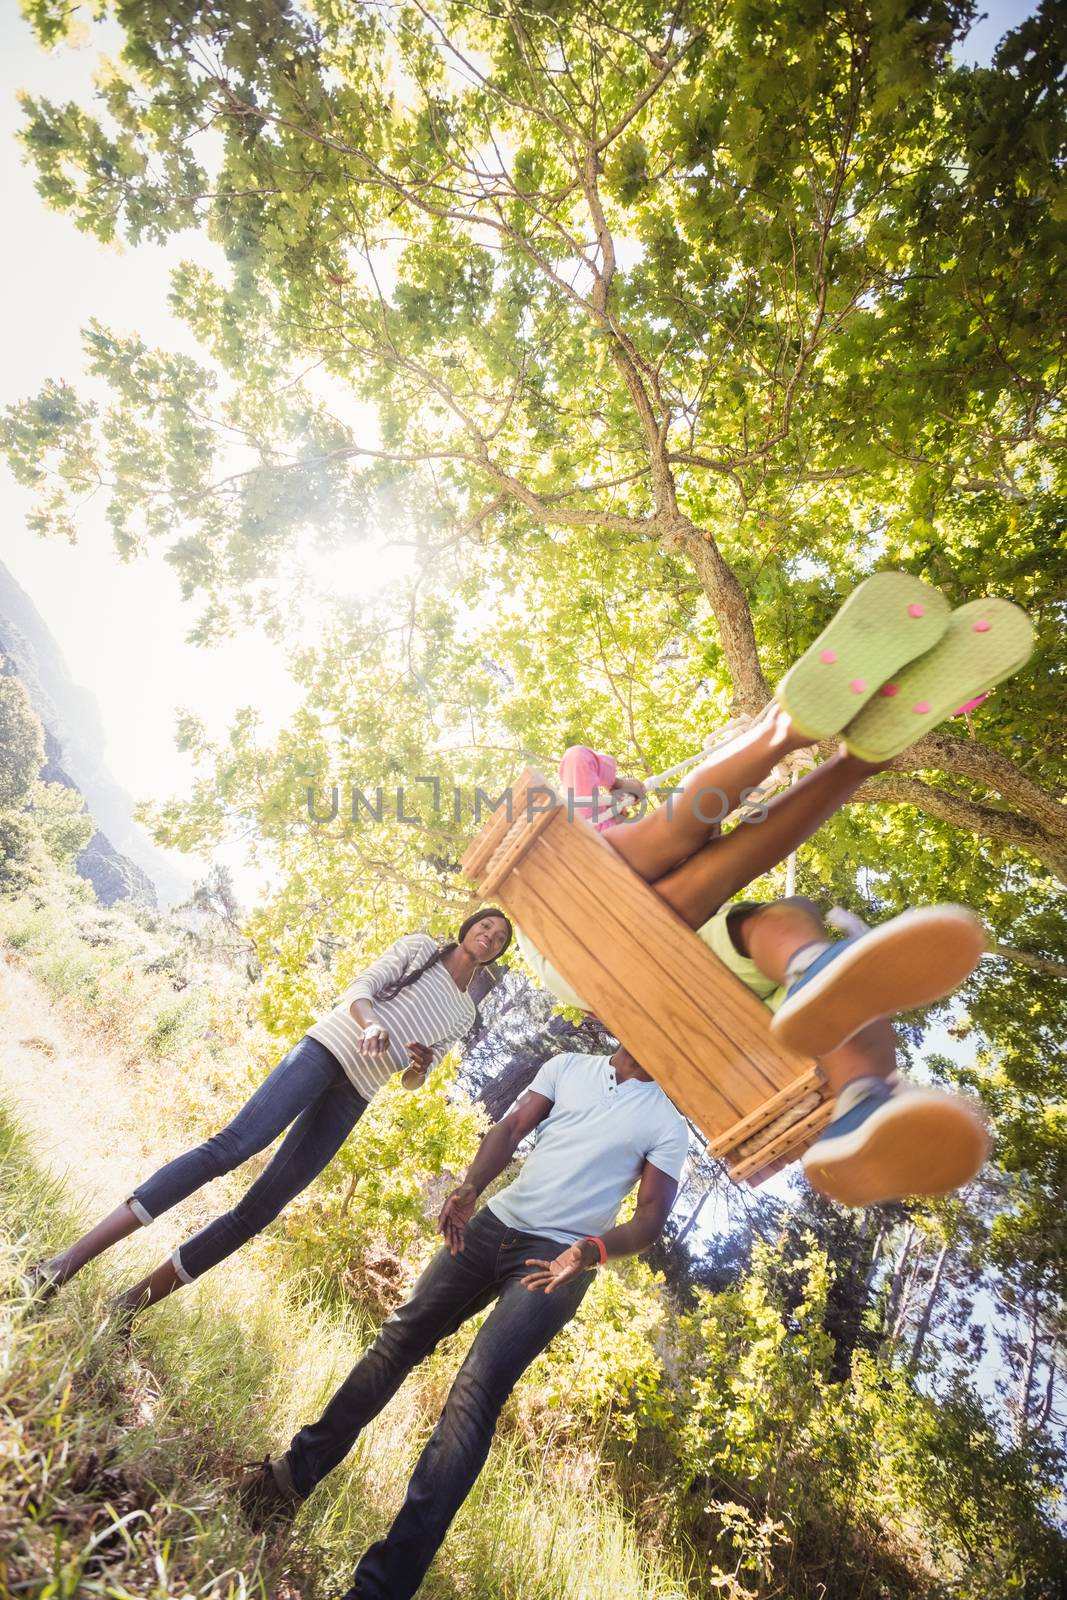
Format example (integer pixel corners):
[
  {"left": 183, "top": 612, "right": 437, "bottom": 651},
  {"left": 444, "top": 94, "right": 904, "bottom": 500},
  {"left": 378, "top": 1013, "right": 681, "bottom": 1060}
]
[
  {"left": 0, "top": 675, "right": 84, "bottom": 892},
  {"left": 3, "top": 863, "right": 1066, "bottom": 1596},
  {"left": 0, "top": 674, "right": 44, "bottom": 810}
]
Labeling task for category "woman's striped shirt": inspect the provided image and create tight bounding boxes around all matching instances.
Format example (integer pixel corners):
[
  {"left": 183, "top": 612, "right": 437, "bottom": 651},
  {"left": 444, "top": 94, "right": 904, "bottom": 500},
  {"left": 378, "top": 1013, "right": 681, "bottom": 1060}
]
[{"left": 307, "top": 934, "right": 476, "bottom": 1101}]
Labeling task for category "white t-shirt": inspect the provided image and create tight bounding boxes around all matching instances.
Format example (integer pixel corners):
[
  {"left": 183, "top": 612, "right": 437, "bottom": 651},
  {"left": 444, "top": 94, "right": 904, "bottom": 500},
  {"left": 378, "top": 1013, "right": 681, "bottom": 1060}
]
[{"left": 488, "top": 1052, "right": 690, "bottom": 1246}]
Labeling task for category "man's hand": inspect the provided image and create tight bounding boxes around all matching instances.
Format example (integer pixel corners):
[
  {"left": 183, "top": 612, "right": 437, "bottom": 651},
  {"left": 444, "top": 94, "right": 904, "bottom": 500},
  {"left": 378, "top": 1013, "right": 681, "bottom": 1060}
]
[
  {"left": 406, "top": 1042, "right": 433, "bottom": 1073},
  {"left": 521, "top": 1239, "right": 599, "bottom": 1293},
  {"left": 437, "top": 1181, "right": 478, "bottom": 1256}
]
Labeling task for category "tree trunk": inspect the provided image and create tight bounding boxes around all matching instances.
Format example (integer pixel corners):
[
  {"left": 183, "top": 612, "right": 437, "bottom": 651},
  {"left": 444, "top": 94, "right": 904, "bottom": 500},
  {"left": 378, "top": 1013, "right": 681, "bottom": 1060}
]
[
  {"left": 863, "top": 1222, "right": 888, "bottom": 1298},
  {"left": 1035, "top": 1349, "right": 1057, "bottom": 1432},
  {"left": 882, "top": 1222, "right": 917, "bottom": 1341},
  {"left": 891, "top": 1241, "right": 928, "bottom": 1345},
  {"left": 673, "top": 1187, "right": 712, "bottom": 1251},
  {"left": 909, "top": 1241, "right": 950, "bottom": 1370},
  {"left": 1015, "top": 1294, "right": 1042, "bottom": 1443}
]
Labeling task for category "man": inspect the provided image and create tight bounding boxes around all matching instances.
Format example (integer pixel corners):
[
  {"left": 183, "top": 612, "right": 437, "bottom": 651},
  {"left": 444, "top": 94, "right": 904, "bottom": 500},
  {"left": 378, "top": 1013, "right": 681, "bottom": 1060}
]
[{"left": 239, "top": 1045, "right": 689, "bottom": 1598}]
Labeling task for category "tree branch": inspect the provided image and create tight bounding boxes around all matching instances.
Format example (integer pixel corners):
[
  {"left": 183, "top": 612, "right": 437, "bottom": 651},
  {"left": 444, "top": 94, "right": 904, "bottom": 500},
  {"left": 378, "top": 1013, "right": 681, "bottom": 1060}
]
[
  {"left": 901, "top": 729, "right": 1067, "bottom": 849},
  {"left": 987, "top": 945, "right": 1067, "bottom": 981},
  {"left": 850, "top": 775, "right": 1067, "bottom": 883}
]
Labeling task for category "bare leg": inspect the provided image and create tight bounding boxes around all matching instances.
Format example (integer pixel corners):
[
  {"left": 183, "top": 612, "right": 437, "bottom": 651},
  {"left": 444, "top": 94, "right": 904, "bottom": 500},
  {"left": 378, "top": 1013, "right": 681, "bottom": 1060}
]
[
  {"left": 41, "top": 1202, "right": 143, "bottom": 1286},
  {"left": 652, "top": 747, "right": 882, "bottom": 929},
  {"left": 815, "top": 1024, "right": 898, "bottom": 1097},
  {"left": 114, "top": 1257, "right": 182, "bottom": 1318},
  {"left": 736, "top": 900, "right": 897, "bottom": 1095},
  {"left": 606, "top": 706, "right": 812, "bottom": 882},
  {"left": 735, "top": 896, "right": 826, "bottom": 970},
  {"left": 728, "top": 903, "right": 987, "bottom": 1207}
]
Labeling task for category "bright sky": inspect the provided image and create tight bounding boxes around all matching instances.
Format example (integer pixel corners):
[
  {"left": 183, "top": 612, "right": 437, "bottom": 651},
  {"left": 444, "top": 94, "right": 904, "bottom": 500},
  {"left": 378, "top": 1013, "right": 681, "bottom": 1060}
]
[{"left": 0, "top": 0, "right": 1038, "bottom": 880}]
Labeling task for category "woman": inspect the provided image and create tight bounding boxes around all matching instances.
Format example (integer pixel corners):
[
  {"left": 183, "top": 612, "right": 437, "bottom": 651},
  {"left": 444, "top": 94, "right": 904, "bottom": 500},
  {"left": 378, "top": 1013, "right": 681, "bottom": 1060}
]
[{"left": 30, "top": 908, "right": 512, "bottom": 1318}]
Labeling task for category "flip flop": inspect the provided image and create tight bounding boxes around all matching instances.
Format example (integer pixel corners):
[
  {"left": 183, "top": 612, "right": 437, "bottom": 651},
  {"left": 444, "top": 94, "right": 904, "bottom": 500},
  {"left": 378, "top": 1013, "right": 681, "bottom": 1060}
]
[
  {"left": 770, "top": 904, "right": 986, "bottom": 1057},
  {"left": 776, "top": 572, "right": 950, "bottom": 741},
  {"left": 843, "top": 598, "right": 1035, "bottom": 762}
]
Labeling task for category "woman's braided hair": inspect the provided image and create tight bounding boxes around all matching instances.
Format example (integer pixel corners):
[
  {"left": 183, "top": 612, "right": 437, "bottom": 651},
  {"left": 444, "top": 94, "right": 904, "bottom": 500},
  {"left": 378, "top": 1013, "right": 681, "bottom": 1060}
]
[{"left": 376, "top": 908, "right": 513, "bottom": 1003}]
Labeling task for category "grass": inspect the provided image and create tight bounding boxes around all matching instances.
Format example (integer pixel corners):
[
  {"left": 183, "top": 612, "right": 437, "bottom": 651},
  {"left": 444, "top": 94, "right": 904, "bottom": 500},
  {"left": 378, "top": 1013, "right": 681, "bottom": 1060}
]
[
  {"left": 0, "top": 1101, "right": 695, "bottom": 1599},
  {"left": 5, "top": 882, "right": 1061, "bottom": 1599},
  {"left": 0, "top": 1111, "right": 288, "bottom": 1599}
]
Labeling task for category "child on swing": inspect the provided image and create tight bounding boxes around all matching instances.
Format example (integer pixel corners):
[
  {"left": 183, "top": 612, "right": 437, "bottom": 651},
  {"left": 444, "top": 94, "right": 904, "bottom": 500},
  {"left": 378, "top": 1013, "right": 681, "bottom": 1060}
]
[{"left": 524, "top": 572, "right": 1035, "bottom": 1207}]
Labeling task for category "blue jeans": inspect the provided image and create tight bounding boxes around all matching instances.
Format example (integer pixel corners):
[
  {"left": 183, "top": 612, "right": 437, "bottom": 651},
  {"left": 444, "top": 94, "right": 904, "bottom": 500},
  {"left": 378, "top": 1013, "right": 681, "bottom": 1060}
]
[
  {"left": 129, "top": 1036, "right": 367, "bottom": 1282},
  {"left": 282, "top": 1206, "right": 592, "bottom": 1600}
]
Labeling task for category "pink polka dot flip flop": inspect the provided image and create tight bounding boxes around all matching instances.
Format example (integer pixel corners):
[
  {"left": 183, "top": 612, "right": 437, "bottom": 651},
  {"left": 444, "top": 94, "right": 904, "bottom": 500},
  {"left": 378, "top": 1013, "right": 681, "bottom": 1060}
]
[
  {"left": 843, "top": 598, "right": 1035, "bottom": 762},
  {"left": 776, "top": 572, "right": 950, "bottom": 740}
]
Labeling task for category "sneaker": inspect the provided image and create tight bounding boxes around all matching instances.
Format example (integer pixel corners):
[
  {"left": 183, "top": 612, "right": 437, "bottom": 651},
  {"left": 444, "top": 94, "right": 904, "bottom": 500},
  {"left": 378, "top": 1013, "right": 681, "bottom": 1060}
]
[
  {"left": 802, "top": 1078, "right": 990, "bottom": 1206},
  {"left": 236, "top": 1455, "right": 302, "bottom": 1529},
  {"left": 843, "top": 598, "right": 1034, "bottom": 761},
  {"left": 769, "top": 906, "right": 986, "bottom": 1057},
  {"left": 776, "top": 572, "right": 949, "bottom": 740}
]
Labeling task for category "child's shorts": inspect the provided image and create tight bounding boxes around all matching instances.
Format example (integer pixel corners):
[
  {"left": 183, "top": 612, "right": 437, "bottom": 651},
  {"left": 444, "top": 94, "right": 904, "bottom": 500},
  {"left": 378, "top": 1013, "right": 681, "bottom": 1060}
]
[
  {"left": 516, "top": 901, "right": 788, "bottom": 1015},
  {"left": 696, "top": 901, "right": 788, "bottom": 1012}
]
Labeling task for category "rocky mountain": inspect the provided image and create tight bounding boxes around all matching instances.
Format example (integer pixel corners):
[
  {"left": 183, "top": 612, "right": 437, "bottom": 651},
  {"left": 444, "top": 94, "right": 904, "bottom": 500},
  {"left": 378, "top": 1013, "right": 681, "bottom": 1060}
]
[{"left": 0, "top": 558, "right": 191, "bottom": 908}]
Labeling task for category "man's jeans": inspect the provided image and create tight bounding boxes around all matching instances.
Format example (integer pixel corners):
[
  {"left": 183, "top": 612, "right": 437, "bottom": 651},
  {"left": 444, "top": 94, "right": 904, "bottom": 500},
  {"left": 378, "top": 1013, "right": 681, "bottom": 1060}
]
[
  {"left": 282, "top": 1206, "right": 593, "bottom": 1600},
  {"left": 129, "top": 1036, "right": 367, "bottom": 1281}
]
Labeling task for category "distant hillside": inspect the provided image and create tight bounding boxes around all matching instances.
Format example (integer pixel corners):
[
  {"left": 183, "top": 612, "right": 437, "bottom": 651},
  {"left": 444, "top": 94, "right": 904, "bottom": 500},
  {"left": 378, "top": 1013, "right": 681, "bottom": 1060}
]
[{"left": 0, "top": 558, "right": 192, "bottom": 908}]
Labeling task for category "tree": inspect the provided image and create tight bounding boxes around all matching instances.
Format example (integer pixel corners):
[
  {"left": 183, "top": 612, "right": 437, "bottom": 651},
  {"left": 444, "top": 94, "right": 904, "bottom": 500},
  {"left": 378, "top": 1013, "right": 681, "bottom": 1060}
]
[
  {"left": 0, "top": 672, "right": 47, "bottom": 893},
  {"left": 27, "top": 781, "right": 93, "bottom": 869},
  {"left": 0, "top": 672, "right": 44, "bottom": 811},
  {"left": 4, "top": 0, "right": 1065, "bottom": 877},
  {"left": 3, "top": 1, "right": 1065, "bottom": 1483}
]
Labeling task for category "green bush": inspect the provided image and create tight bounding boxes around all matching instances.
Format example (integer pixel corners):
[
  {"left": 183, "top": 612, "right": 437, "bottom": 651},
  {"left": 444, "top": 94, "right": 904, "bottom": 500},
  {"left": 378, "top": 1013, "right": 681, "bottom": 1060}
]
[
  {"left": 0, "top": 812, "right": 39, "bottom": 895},
  {"left": 281, "top": 1062, "right": 489, "bottom": 1292}
]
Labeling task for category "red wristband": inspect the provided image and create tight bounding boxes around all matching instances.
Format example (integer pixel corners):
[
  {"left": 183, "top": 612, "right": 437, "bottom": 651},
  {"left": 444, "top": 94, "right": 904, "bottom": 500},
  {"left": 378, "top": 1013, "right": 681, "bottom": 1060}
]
[{"left": 583, "top": 1235, "right": 607, "bottom": 1266}]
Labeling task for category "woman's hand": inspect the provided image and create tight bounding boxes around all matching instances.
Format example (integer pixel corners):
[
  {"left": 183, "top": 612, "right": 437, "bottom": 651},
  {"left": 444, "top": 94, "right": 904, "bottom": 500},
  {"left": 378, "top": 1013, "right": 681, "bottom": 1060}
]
[
  {"left": 353, "top": 1010, "right": 390, "bottom": 1056},
  {"left": 521, "top": 1240, "right": 599, "bottom": 1293},
  {"left": 400, "top": 1041, "right": 434, "bottom": 1092},
  {"left": 438, "top": 1181, "right": 479, "bottom": 1255}
]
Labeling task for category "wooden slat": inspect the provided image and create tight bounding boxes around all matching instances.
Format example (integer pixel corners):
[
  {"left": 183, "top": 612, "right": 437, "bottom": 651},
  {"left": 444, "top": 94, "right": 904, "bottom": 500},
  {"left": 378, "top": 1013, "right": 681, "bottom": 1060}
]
[
  {"left": 519, "top": 814, "right": 814, "bottom": 1092},
  {"left": 481, "top": 793, "right": 563, "bottom": 897},
  {"left": 554, "top": 839, "right": 808, "bottom": 1094},
  {"left": 500, "top": 857, "right": 744, "bottom": 1132},
  {"left": 706, "top": 1066, "right": 827, "bottom": 1158},
  {"left": 527, "top": 847, "right": 789, "bottom": 1112},
  {"left": 483, "top": 853, "right": 814, "bottom": 1142},
  {"left": 461, "top": 800, "right": 513, "bottom": 879},
  {"left": 463, "top": 770, "right": 538, "bottom": 878},
  {"left": 728, "top": 1099, "right": 836, "bottom": 1183},
  {"left": 461, "top": 767, "right": 561, "bottom": 881},
  {"left": 733, "top": 1089, "right": 824, "bottom": 1163}
]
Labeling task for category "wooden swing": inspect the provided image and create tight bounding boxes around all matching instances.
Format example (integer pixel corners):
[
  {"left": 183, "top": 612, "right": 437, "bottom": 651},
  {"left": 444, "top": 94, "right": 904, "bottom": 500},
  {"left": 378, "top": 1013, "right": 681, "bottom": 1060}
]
[{"left": 462, "top": 767, "right": 833, "bottom": 1188}]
